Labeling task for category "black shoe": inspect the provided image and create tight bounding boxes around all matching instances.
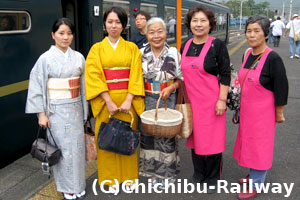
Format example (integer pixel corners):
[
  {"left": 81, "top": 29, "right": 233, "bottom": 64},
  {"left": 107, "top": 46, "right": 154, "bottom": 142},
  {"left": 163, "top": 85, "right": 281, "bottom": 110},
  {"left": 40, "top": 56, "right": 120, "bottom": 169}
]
[
  {"left": 189, "top": 175, "right": 204, "bottom": 184},
  {"left": 207, "top": 185, "right": 217, "bottom": 194}
]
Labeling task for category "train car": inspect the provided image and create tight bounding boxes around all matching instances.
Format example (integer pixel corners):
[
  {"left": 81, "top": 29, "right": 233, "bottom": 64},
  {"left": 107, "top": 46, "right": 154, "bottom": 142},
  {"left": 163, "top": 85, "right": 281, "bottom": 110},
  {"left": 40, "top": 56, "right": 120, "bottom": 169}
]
[{"left": 0, "top": 0, "right": 229, "bottom": 168}]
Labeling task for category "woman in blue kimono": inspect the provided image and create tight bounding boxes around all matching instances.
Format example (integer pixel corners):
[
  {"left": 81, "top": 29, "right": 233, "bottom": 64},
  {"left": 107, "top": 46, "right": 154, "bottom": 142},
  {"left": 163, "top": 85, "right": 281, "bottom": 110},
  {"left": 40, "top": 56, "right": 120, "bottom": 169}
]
[{"left": 26, "top": 18, "right": 88, "bottom": 200}]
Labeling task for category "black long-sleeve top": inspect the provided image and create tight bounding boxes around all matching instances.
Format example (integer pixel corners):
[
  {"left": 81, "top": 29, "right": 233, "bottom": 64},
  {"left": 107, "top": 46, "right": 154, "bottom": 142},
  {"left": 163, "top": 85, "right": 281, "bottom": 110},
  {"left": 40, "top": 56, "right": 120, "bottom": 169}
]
[
  {"left": 180, "top": 38, "right": 231, "bottom": 86},
  {"left": 243, "top": 51, "right": 289, "bottom": 106}
]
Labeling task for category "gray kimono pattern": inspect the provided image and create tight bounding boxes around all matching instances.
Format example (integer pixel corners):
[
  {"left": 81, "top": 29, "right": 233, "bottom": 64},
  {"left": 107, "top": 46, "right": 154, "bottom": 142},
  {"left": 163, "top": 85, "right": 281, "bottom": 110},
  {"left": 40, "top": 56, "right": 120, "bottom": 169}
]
[
  {"left": 139, "top": 43, "right": 181, "bottom": 180},
  {"left": 26, "top": 46, "right": 88, "bottom": 193}
]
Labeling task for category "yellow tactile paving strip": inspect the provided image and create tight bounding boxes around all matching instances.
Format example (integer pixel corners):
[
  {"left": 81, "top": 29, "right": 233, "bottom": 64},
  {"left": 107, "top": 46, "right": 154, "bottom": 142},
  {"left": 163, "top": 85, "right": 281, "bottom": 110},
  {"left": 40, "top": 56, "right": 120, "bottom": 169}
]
[{"left": 28, "top": 161, "right": 97, "bottom": 200}]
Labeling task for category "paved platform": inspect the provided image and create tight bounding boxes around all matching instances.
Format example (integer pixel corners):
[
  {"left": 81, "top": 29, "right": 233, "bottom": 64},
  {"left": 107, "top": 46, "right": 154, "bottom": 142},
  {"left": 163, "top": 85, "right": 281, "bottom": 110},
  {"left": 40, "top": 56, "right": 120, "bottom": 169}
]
[{"left": 0, "top": 36, "right": 299, "bottom": 200}]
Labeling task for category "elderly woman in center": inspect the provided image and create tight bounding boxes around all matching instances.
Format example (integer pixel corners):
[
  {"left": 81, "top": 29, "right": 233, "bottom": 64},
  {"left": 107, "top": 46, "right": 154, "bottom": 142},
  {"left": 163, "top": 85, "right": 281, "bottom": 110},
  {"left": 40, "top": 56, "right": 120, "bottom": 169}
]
[
  {"left": 233, "top": 16, "right": 288, "bottom": 199},
  {"left": 139, "top": 17, "right": 183, "bottom": 189}
]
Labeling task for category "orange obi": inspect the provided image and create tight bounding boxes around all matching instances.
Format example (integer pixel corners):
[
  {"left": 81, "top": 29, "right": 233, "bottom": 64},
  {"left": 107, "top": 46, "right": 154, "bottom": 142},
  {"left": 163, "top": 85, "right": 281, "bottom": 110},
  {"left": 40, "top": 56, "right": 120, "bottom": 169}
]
[
  {"left": 144, "top": 79, "right": 174, "bottom": 94},
  {"left": 47, "top": 77, "right": 80, "bottom": 99},
  {"left": 103, "top": 67, "right": 130, "bottom": 90}
]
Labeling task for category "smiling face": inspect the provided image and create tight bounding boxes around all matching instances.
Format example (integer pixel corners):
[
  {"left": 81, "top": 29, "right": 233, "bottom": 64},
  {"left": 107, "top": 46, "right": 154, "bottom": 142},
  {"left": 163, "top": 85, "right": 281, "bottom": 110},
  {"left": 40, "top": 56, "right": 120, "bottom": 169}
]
[
  {"left": 190, "top": 11, "right": 210, "bottom": 38},
  {"left": 105, "top": 11, "right": 123, "bottom": 39},
  {"left": 146, "top": 22, "right": 166, "bottom": 50},
  {"left": 246, "top": 22, "right": 267, "bottom": 49},
  {"left": 51, "top": 24, "right": 73, "bottom": 52}
]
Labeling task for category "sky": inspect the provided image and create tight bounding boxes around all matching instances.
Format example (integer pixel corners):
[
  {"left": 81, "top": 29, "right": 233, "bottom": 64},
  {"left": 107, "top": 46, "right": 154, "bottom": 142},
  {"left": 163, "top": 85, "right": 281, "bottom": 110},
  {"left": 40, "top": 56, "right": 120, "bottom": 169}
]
[{"left": 214, "top": 0, "right": 300, "bottom": 16}]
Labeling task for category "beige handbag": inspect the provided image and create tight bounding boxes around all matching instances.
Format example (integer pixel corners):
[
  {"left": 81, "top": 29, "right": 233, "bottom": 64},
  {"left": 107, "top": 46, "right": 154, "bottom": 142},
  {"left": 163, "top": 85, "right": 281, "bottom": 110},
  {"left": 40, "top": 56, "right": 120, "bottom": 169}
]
[
  {"left": 292, "top": 21, "right": 300, "bottom": 41},
  {"left": 175, "top": 80, "right": 193, "bottom": 139}
]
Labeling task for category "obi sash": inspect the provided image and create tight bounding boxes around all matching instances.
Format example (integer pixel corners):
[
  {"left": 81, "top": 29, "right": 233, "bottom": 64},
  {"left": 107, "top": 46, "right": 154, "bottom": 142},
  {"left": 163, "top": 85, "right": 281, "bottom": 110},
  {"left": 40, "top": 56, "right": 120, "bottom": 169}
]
[
  {"left": 103, "top": 67, "right": 130, "bottom": 90},
  {"left": 144, "top": 79, "right": 174, "bottom": 94},
  {"left": 48, "top": 77, "right": 80, "bottom": 99}
]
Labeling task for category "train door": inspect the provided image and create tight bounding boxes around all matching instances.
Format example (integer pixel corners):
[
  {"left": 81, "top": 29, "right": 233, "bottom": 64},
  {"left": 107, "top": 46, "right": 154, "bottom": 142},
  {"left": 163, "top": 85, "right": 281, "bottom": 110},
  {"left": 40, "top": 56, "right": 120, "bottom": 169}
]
[
  {"left": 61, "top": 0, "right": 102, "bottom": 57},
  {"left": 61, "top": 0, "right": 78, "bottom": 50}
]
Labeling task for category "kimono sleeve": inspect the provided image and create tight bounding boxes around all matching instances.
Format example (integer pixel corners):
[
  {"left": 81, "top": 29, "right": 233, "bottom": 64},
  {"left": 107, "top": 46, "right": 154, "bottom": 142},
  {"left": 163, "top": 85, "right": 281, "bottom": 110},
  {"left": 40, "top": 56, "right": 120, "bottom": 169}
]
[
  {"left": 79, "top": 54, "right": 88, "bottom": 121},
  {"left": 128, "top": 43, "right": 145, "bottom": 116},
  {"left": 85, "top": 43, "right": 108, "bottom": 100},
  {"left": 128, "top": 44, "right": 145, "bottom": 96},
  {"left": 25, "top": 57, "right": 47, "bottom": 114},
  {"left": 174, "top": 48, "right": 183, "bottom": 80},
  {"left": 85, "top": 43, "right": 107, "bottom": 117}
]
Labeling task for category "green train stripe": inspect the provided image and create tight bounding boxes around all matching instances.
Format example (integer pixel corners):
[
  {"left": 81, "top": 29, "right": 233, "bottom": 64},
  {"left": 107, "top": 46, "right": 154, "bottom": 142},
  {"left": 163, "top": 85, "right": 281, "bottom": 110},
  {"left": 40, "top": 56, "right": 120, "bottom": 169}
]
[
  {"left": 0, "top": 80, "right": 29, "bottom": 97},
  {"left": 0, "top": 39, "right": 247, "bottom": 98}
]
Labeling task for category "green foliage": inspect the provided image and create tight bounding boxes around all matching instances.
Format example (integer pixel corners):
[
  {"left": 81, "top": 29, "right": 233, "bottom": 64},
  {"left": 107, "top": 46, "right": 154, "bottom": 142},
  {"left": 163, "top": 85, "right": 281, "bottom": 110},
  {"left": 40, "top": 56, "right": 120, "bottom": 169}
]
[{"left": 220, "top": 0, "right": 274, "bottom": 18}]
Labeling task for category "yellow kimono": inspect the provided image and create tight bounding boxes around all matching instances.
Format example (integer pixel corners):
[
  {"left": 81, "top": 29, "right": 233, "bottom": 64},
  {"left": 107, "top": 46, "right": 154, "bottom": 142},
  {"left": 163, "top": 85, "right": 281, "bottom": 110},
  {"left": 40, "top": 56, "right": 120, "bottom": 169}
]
[{"left": 85, "top": 37, "right": 145, "bottom": 185}]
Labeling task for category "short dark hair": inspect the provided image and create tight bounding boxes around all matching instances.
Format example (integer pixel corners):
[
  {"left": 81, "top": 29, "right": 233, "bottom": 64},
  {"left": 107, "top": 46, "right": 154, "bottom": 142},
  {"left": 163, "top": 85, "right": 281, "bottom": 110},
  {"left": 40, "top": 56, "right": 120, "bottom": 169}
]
[
  {"left": 245, "top": 16, "right": 270, "bottom": 37},
  {"left": 185, "top": 4, "right": 216, "bottom": 34},
  {"left": 52, "top": 18, "right": 75, "bottom": 34},
  {"left": 277, "top": 16, "right": 281, "bottom": 20},
  {"left": 135, "top": 11, "right": 151, "bottom": 21},
  {"left": 103, "top": 7, "right": 128, "bottom": 30}
]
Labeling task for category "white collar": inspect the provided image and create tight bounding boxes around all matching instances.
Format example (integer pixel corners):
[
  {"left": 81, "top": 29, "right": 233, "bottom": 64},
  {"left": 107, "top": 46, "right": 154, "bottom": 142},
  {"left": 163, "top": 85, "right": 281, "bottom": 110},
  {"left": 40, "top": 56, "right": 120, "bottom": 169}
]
[
  {"left": 107, "top": 37, "right": 120, "bottom": 50},
  {"left": 63, "top": 48, "right": 69, "bottom": 59},
  {"left": 51, "top": 45, "right": 70, "bottom": 59}
]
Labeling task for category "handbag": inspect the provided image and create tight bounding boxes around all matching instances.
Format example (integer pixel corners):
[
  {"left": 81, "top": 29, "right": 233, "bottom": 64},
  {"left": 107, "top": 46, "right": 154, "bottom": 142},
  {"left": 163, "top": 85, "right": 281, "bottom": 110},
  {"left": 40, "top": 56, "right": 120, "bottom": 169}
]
[
  {"left": 30, "top": 127, "right": 62, "bottom": 166},
  {"left": 227, "top": 63, "right": 241, "bottom": 111},
  {"left": 84, "top": 118, "right": 97, "bottom": 162},
  {"left": 98, "top": 111, "right": 139, "bottom": 156},
  {"left": 175, "top": 80, "right": 193, "bottom": 139},
  {"left": 292, "top": 21, "right": 300, "bottom": 41}
]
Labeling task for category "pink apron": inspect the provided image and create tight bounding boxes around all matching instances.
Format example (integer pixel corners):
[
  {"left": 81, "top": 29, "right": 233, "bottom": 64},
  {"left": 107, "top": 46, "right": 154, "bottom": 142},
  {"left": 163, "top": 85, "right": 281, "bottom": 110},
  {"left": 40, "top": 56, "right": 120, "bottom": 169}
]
[
  {"left": 232, "top": 48, "right": 276, "bottom": 170},
  {"left": 181, "top": 37, "right": 226, "bottom": 155}
]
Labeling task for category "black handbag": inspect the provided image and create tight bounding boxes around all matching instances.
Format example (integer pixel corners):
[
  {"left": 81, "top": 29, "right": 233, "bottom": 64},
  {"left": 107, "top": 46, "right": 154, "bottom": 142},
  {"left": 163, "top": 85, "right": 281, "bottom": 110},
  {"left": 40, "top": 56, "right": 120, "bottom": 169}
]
[
  {"left": 98, "top": 112, "right": 139, "bottom": 156},
  {"left": 30, "top": 127, "right": 62, "bottom": 166}
]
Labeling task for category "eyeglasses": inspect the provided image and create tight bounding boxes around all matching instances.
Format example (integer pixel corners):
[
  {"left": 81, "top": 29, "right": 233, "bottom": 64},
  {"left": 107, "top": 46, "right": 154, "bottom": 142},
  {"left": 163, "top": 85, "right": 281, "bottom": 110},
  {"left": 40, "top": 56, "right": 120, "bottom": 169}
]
[{"left": 135, "top": 17, "right": 146, "bottom": 21}]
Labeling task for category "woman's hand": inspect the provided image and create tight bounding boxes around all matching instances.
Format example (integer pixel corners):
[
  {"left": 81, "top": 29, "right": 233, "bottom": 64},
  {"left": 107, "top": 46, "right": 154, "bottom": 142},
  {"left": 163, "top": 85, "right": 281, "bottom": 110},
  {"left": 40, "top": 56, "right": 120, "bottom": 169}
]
[
  {"left": 276, "top": 113, "right": 285, "bottom": 123},
  {"left": 106, "top": 101, "right": 120, "bottom": 116},
  {"left": 215, "top": 99, "right": 227, "bottom": 116},
  {"left": 161, "top": 85, "right": 176, "bottom": 99},
  {"left": 276, "top": 105, "right": 285, "bottom": 123},
  {"left": 119, "top": 99, "right": 132, "bottom": 113},
  {"left": 100, "top": 92, "right": 119, "bottom": 116},
  {"left": 38, "top": 112, "right": 50, "bottom": 128},
  {"left": 119, "top": 93, "right": 134, "bottom": 113},
  {"left": 216, "top": 84, "right": 229, "bottom": 116}
]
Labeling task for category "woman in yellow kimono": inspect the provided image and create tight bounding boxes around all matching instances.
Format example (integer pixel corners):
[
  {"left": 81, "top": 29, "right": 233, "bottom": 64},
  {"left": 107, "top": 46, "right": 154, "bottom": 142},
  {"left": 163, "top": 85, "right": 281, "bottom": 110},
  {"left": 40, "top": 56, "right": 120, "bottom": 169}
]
[{"left": 85, "top": 7, "right": 145, "bottom": 194}]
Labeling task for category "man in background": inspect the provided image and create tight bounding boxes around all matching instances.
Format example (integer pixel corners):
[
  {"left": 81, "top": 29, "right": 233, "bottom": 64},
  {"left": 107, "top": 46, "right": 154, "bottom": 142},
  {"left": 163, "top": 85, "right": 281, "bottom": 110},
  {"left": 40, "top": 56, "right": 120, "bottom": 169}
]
[
  {"left": 271, "top": 17, "right": 285, "bottom": 47},
  {"left": 130, "top": 11, "right": 151, "bottom": 49},
  {"left": 284, "top": 14, "right": 300, "bottom": 58}
]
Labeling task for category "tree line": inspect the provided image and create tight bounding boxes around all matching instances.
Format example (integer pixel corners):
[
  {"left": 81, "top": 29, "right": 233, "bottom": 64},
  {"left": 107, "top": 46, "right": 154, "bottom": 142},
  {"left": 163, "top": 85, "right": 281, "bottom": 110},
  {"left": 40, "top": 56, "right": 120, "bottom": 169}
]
[{"left": 218, "top": 0, "right": 275, "bottom": 19}]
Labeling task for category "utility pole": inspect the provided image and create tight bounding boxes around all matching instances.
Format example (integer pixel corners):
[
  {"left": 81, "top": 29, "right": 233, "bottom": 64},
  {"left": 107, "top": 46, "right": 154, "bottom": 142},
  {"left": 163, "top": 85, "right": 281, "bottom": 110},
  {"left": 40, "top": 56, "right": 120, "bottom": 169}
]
[
  {"left": 289, "top": 0, "right": 293, "bottom": 21},
  {"left": 282, "top": 1, "right": 285, "bottom": 20},
  {"left": 239, "top": 0, "right": 243, "bottom": 30}
]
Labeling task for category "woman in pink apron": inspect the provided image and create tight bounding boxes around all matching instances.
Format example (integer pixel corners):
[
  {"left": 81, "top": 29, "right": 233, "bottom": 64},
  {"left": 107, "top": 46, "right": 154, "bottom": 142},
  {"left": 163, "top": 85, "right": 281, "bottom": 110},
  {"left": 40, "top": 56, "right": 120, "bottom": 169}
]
[
  {"left": 181, "top": 5, "right": 230, "bottom": 192},
  {"left": 233, "top": 16, "right": 288, "bottom": 199}
]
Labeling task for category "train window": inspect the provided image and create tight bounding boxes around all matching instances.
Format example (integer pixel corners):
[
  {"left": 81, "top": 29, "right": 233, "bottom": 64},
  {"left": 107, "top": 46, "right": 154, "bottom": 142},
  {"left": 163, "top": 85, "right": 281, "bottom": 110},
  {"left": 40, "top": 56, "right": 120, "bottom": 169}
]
[
  {"left": 140, "top": 3, "right": 157, "bottom": 17},
  {"left": 0, "top": 11, "right": 31, "bottom": 34},
  {"left": 164, "top": 6, "right": 176, "bottom": 40},
  {"left": 103, "top": 0, "right": 129, "bottom": 16},
  {"left": 181, "top": 8, "right": 188, "bottom": 39}
]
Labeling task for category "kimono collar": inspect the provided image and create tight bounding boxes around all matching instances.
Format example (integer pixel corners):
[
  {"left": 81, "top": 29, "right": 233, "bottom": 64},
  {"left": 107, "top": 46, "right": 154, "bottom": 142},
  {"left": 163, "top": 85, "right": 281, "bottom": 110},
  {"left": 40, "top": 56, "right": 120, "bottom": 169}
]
[
  {"left": 106, "top": 37, "right": 121, "bottom": 50},
  {"left": 50, "top": 45, "right": 71, "bottom": 59}
]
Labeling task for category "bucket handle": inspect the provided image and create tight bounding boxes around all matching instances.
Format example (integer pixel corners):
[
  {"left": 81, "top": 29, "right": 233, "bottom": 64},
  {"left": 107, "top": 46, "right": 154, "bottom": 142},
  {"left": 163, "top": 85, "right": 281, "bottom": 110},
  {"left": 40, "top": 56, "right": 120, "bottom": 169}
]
[{"left": 155, "top": 95, "right": 168, "bottom": 121}]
